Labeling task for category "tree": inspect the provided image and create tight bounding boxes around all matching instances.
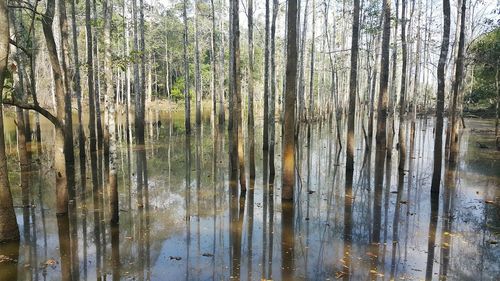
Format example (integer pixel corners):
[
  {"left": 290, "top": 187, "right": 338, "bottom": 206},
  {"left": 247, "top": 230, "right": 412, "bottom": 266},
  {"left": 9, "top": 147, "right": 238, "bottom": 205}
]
[
  {"left": 263, "top": 0, "right": 270, "bottom": 152},
  {"left": 375, "top": 0, "right": 392, "bottom": 153},
  {"left": 104, "top": 0, "right": 118, "bottom": 224},
  {"left": 269, "top": 0, "right": 278, "bottom": 178},
  {"left": 431, "top": 0, "right": 451, "bottom": 195},
  {"left": 183, "top": 0, "right": 191, "bottom": 134},
  {"left": 449, "top": 0, "right": 466, "bottom": 162},
  {"left": 247, "top": 0, "right": 255, "bottom": 180},
  {"left": 282, "top": 0, "right": 298, "bottom": 200},
  {"left": 194, "top": 0, "right": 202, "bottom": 126},
  {"left": 398, "top": 0, "right": 408, "bottom": 171},
  {"left": 0, "top": 0, "right": 20, "bottom": 242},
  {"left": 346, "top": 0, "right": 360, "bottom": 173}
]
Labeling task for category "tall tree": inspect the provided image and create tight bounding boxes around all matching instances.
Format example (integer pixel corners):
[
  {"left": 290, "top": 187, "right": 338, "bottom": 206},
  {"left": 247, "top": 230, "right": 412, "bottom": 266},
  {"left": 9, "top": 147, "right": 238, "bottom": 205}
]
[
  {"left": 41, "top": 0, "right": 70, "bottom": 214},
  {"left": 104, "top": 0, "right": 118, "bottom": 224},
  {"left": 263, "top": 0, "right": 270, "bottom": 151},
  {"left": 210, "top": 0, "right": 218, "bottom": 120},
  {"left": 194, "top": 0, "right": 202, "bottom": 126},
  {"left": 449, "top": 0, "right": 466, "bottom": 163},
  {"left": 269, "top": 0, "right": 278, "bottom": 178},
  {"left": 375, "top": 0, "right": 392, "bottom": 153},
  {"left": 86, "top": 0, "right": 97, "bottom": 158},
  {"left": 346, "top": 0, "right": 360, "bottom": 174},
  {"left": 247, "top": 0, "right": 256, "bottom": 180},
  {"left": 0, "top": 0, "right": 20, "bottom": 242},
  {"left": 307, "top": 0, "right": 316, "bottom": 122},
  {"left": 431, "top": 0, "right": 451, "bottom": 194},
  {"left": 398, "top": 0, "right": 408, "bottom": 170},
  {"left": 183, "top": 0, "right": 191, "bottom": 134},
  {"left": 138, "top": 0, "right": 146, "bottom": 142},
  {"left": 282, "top": 0, "right": 298, "bottom": 200}
]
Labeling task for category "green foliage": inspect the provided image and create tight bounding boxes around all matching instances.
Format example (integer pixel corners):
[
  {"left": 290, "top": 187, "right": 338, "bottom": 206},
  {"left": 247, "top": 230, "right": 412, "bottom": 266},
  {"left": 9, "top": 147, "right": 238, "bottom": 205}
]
[{"left": 467, "top": 28, "right": 500, "bottom": 106}]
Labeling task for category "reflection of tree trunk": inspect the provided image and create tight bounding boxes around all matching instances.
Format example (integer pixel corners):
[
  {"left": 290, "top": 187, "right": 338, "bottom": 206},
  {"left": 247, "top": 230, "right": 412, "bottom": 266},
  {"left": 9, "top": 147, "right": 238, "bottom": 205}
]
[
  {"left": 281, "top": 201, "right": 295, "bottom": 280},
  {"left": 439, "top": 165, "right": 456, "bottom": 279},
  {"left": 425, "top": 191, "right": 439, "bottom": 280},
  {"left": 57, "top": 214, "right": 73, "bottom": 281},
  {"left": 111, "top": 225, "right": 121, "bottom": 281},
  {"left": 0, "top": 242, "right": 19, "bottom": 280},
  {"left": 282, "top": 0, "right": 298, "bottom": 200},
  {"left": 184, "top": 136, "right": 191, "bottom": 280},
  {"left": 390, "top": 169, "right": 405, "bottom": 279},
  {"left": 370, "top": 149, "right": 385, "bottom": 279}
]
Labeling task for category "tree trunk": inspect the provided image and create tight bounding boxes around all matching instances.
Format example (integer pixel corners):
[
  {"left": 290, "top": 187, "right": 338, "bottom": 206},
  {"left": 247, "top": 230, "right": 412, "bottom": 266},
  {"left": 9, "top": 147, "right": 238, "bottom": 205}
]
[
  {"left": 263, "top": 0, "right": 270, "bottom": 151},
  {"left": 269, "top": 0, "right": 278, "bottom": 178},
  {"left": 247, "top": 0, "right": 255, "bottom": 180},
  {"left": 307, "top": 0, "right": 316, "bottom": 122},
  {"left": 375, "top": 0, "right": 392, "bottom": 154},
  {"left": 70, "top": 0, "right": 86, "bottom": 189},
  {"left": 346, "top": 0, "right": 360, "bottom": 173},
  {"left": 282, "top": 0, "right": 298, "bottom": 200},
  {"left": 138, "top": 0, "right": 146, "bottom": 142},
  {"left": 183, "top": 0, "right": 191, "bottom": 134},
  {"left": 431, "top": 0, "right": 450, "bottom": 195},
  {"left": 0, "top": 0, "right": 20, "bottom": 241},
  {"left": 194, "top": 0, "right": 202, "bottom": 126},
  {"left": 103, "top": 0, "right": 118, "bottom": 224},
  {"left": 210, "top": 0, "right": 218, "bottom": 121},
  {"left": 41, "top": 0, "right": 69, "bottom": 214},
  {"left": 398, "top": 0, "right": 408, "bottom": 171},
  {"left": 449, "top": 0, "right": 466, "bottom": 162}
]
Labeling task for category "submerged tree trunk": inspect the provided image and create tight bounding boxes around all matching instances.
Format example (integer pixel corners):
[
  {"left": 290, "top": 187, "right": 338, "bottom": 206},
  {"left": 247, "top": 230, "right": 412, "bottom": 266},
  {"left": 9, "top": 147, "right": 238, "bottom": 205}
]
[
  {"left": 398, "top": 0, "right": 408, "bottom": 171},
  {"left": 41, "top": 0, "right": 69, "bottom": 214},
  {"left": 449, "top": 0, "right": 466, "bottom": 162},
  {"left": 247, "top": 0, "right": 256, "bottom": 180},
  {"left": 431, "top": 0, "right": 451, "bottom": 194},
  {"left": 0, "top": 0, "right": 20, "bottom": 241},
  {"left": 269, "top": 0, "right": 278, "bottom": 179},
  {"left": 104, "top": 0, "right": 118, "bottom": 224},
  {"left": 346, "top": 0, "right": 360, "bottom": 174},
  {"left": 282, "top": 0, "right": 298, "bottom": 200},
  {"left": 375, "top": 0, "right": 392, "bottom": 154}
]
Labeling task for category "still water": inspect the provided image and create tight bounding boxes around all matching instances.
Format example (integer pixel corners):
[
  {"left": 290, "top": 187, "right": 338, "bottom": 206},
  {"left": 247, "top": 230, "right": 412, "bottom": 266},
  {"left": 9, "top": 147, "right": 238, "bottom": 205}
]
[{"left": 0, "top": 111, "right": 499, "bottom": 280}]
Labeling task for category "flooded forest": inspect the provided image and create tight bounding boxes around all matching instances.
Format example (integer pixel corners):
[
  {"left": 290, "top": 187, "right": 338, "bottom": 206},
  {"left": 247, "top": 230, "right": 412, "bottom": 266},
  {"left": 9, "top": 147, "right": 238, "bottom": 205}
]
[{"left": 0, "top": 0, "right": 499, "bottom": 280}]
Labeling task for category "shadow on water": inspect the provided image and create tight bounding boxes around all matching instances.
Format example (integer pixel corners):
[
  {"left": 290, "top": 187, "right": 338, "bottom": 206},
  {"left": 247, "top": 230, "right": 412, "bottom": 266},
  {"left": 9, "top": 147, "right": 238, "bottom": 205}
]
[{"left": 1, "top": 114, "right": 499, "bottom": 280}]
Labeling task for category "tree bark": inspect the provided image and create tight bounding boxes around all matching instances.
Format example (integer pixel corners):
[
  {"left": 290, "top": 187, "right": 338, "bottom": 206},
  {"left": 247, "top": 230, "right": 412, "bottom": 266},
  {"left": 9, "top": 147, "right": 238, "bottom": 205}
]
[
  {"left": 375, "top": 0, "right": 392, "bottom": 154},
  {"left": 269, "top": 0, "right": 278, "bottom": 178},
  {"left": 431, "top": 0, "right": 451, "bottom": 195},
  {"left": 263, "top": 0, "right": 270, "bottom": 151},
  {"left": 194, "top": 0, "right": 202, "bottom": 126},
  {"left": 398, "top": 0, "right": 408, "bottom": 171},
  {"left": 183, "top": 0, "right": 191, "bottom": 134},
  {"left": 0, "top": 0, "right": 20, "bottom": 241},
  {"left": 346, "top": 0, "right": 360, "bottom": 173},
  {"left": 247, "top": 0, "right": 255, "bottom": 180},
  {"left": 449, "top": 0, "right": 466, "bottom": 162},
  {"left": 41, "top": 0, "right": 69, "bottom": 214},
  {"left": 282, "top": 0, "right": 298, "bottom": 200}
]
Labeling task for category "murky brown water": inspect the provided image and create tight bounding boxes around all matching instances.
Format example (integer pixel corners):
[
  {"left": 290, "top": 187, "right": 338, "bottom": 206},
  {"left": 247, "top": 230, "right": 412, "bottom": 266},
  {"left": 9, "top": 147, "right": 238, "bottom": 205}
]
[{"left": 0, "top": 111, "right": 499, "bottom": 280}]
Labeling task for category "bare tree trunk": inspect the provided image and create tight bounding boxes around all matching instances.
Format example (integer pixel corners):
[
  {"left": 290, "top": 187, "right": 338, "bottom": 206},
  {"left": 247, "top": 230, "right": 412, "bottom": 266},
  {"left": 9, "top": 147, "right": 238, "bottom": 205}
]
[
  {"left": 307, "top": 0, "right": 316, "bottom": 122},
  {"left": 0, "top": 0, "right": 20, "bottom": 241},
  {"left": 387, "top": 0, "right": 399, "bottom": 158},
  {"left": 138, "top": 0, "right": 146, "bottom": 142},
  {"left": 375, "top": 0, "right": 392, "bottom": 154},
  {"left": 398, "top": 0, "right": 408, "bottom": 171},
  {"left": 42, "top": 0, "right": 69, "bottom": 214},
  {"left": 431, "top": 0, "right": 450, "bottom": 195},
  {"left": 495, "top": 68, "right": 499, "bottom": 150},
  {"left": 346, "top": 0, "right": 360, "bottom": 174},
  {"left": 59, "top": 0, "right": 76, "bottom": 200},
  {"left": 247, "top": 0, "right": 255, "bottom": 180},
  {"left": 449, "top": 0, "right": 466, "bottom": 162},
  {"left": 194, "top": 0, "right": 202, "bottom": 126},
  {"left": 263, "top": 0, "right": 270, "bottom": 151},
  {"left": 183, "top": 0, "right": 191, "bottom": 134},
  {"left": 70, "top": 0, "right": 86, "bottom": 188},
  {"left": 297, "top": 0, "right": 309, "bottom": 123},
  {"left": 210, "top": 0, "right": 218, "bottom": 121},
  {"left": 269, "top": 0, "right": 278, "bottom": 179},
  {"left": 282, "top": 0, "right": 298, "bottom": 200},
  {"left": 103, "top": 0, "right": 118, "bottom": 225}
]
